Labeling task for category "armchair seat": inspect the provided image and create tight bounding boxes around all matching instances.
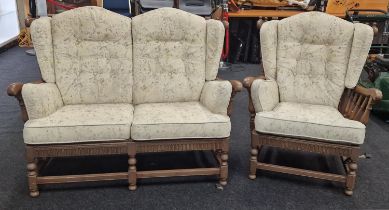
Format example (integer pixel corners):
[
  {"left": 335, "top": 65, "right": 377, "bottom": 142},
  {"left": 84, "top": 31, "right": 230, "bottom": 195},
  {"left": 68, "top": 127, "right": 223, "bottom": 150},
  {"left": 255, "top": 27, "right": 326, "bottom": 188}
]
[
  {"left": 24, "top": 104, "right": 134, "bottom": 144},
  {"left": 255, "top": 102, "right": 365, "bottom": 145},
  {"left": 131, "top": 102, "right": 231, "bottom": 140}
]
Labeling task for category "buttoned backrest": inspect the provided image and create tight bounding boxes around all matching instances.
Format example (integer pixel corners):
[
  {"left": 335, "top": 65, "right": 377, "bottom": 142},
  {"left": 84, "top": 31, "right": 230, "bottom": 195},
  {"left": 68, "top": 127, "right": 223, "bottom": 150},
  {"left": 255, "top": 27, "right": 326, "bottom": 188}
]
[
  {"left": 131, "top": 8, "right": 224, "bottom": 104},
  {"left": 32, "top": 6, "right": 133, "bottom": 105},
  {"left": 31, "top": 7, "right": 224, "bottom": 105},
  {"left": 260, "top": 12, "right": 373, "bottom": 107}
]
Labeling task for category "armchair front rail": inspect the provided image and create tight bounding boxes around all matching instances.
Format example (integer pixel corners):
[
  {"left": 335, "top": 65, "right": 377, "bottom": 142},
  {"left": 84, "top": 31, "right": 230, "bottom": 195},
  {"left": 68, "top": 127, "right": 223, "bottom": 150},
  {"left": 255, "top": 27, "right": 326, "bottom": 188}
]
[
  {"left": 244, "top": 12, "right": 382, "bottom": 196},
  {"left": 7, "top": 7, "right": 242, "bottom": 197}
]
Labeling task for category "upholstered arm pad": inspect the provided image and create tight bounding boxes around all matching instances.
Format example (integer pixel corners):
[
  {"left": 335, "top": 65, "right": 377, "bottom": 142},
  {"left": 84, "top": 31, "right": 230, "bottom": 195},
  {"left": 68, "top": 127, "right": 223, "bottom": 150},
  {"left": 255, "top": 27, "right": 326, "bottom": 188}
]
[
  {"left": 22, "top": 83, "right": 64, "bottom": 120},
  {"left": 200, "top": 80, "right": 232, "bottom": 115},
  {"left": 244, "top": 76, "right": 279, "bottom": 113},
  {"left": 251, "top": 79, "right": 279, "bottom": 112}
]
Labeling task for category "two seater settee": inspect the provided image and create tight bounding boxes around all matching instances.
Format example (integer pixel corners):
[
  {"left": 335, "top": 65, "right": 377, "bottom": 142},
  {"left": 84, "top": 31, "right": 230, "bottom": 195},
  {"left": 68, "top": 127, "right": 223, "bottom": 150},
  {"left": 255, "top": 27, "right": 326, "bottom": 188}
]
[{"left": 7, "top": 7, "right": 242, "bottom": 197}]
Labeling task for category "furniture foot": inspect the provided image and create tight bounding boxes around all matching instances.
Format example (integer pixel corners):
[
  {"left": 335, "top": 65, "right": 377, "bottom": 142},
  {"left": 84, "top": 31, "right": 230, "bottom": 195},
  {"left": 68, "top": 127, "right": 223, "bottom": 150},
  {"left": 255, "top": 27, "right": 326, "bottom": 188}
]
[
  {"left": 249, "top": 148, "right": 258, "bottom": 180},
  {"left": 27, "top": 162, "right": 39, "bottom": 197},
  {"left": 344, "top": 189, "right": 353, "bottom": 196},
  {"left": 345, "top": 160, "right": 357, "bottom": 196},
  {"left": 219, "top": 152, "right": 228, "bottom": 186}
]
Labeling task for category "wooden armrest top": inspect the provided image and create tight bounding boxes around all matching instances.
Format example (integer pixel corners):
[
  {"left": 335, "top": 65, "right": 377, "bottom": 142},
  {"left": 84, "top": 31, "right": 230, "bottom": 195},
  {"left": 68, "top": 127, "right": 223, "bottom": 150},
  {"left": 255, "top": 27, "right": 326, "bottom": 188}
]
[
  {"left": 243, "top": 75, "right": 266, "bottom": 89},
  {"left": 229, "top": 80, "right": 243, "bottom": 93},
  {"left": 7, "top": 80, "right": 44, "bottom": 96},
  {"left": 7, "top": 82, "right": 24, "bottom": 97},
  {"left": 354, "top": 85, "right": 383, "bottom": 102}
]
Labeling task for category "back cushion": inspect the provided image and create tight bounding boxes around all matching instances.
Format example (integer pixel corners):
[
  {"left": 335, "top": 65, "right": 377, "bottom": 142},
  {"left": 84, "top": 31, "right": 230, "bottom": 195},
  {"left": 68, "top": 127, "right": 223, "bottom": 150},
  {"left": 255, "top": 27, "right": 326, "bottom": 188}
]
[
  {"left": 132, "top": 8, "right": 206, "bottom": 104},
  {"left": 276, "top": 12, "right": 354, "bottom": 107},
  {"left": 51, "top": 7, "right": 133, "bottom": 105}
]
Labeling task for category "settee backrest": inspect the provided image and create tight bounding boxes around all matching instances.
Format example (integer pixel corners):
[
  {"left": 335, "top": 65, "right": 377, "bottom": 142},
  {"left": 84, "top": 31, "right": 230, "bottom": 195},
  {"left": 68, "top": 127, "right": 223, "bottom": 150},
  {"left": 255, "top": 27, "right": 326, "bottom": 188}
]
[
  {"left": 31, "top": 7, "right": 225, "bottom": 105},
  {"left": 31, "top": 7, "right": 133, "bottom": 105},
  {"left": 131, "top": 8, "right": 224, "bottom": 104},
  {"left": 260, "top": 12, "right": 373, "bottom": 107}
]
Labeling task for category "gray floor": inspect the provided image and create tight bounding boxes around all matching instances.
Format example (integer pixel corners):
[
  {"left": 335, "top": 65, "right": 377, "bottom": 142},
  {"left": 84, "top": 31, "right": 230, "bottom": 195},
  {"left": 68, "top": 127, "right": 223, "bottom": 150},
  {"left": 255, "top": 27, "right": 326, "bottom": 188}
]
[{"left": 1, "top": 47, "right": 389, "bottom": 209}]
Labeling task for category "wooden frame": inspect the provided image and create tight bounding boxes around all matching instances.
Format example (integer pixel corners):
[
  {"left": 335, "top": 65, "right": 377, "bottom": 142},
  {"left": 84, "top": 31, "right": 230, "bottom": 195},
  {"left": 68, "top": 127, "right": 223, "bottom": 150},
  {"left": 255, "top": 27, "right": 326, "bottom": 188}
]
[
  {"left": 243, "top": 75, "right": 382, "bottom": 196},
  {"left": 7, "top": 80, "right": 242, "bottom": 197}
]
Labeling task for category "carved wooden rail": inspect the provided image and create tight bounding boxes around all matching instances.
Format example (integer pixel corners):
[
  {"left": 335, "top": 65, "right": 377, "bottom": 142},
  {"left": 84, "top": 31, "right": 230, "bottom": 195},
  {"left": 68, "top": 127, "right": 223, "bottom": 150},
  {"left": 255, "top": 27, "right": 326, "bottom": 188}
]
[{"left": 338, "top": 85, "right": 383, "bottom": 125}]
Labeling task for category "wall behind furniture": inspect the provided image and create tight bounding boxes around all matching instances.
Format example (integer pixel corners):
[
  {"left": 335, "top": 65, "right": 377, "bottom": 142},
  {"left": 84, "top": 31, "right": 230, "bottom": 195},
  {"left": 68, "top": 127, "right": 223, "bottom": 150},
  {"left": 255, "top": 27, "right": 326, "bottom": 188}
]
[{"left": 0, "top": 0, "right": 20, "bottom": 47}]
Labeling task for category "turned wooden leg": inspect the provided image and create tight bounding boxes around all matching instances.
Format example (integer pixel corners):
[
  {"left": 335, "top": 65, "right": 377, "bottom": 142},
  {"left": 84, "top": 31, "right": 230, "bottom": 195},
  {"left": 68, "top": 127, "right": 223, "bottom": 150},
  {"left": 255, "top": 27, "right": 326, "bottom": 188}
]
[
  {"left": 345, "top": 159, "right": 358, "bottom": 196},
  {"left": 128, "top": 143, "right": 137, "bottom": 191},
  {"left": 219, "top": 151, "right": 228, "bottom": 186},
  {"left": 249, "top": 130, "right": 259, "bottom": 180},
  {"left": 26, "top": 147, "right": 39, "bottom": 197},
  {"left": 249, "top": 147, "right": 258, "bottom": 180}
]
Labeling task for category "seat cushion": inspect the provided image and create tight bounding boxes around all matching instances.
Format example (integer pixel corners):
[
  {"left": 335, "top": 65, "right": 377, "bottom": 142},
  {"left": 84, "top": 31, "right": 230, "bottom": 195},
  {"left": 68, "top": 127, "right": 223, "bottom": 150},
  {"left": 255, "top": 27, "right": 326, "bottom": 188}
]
[
  {"left": 24, "top": 104, "right": 133, "bottom": 144},
  {"left": 131, "top": 102, "right": 231, "bottom": 140},
  {"left": 255, "top": 102, "right": 366, "bottom": 145}
]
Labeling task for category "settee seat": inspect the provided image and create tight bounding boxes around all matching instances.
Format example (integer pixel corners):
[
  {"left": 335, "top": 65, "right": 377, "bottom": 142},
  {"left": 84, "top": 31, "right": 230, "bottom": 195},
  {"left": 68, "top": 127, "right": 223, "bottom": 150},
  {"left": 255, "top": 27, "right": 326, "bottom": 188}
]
[
  {"left": 131, "top": 102, "right": 231, "bottom": 140},
  {"left": 24, "top": 104, "right": 133, "bottom": 144},
  {"left": 255, "top": 102, "right": 366, "bottom": 145}
]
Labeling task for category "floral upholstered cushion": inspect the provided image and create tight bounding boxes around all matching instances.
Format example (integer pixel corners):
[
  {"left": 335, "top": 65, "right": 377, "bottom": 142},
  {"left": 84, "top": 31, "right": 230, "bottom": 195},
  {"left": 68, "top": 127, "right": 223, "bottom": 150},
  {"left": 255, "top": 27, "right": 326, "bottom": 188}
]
[
  {"left": 50, "top": 7, "right": 133, "bottom": 105},
  {"left": 200, "top": 80, "right": 232, "bottom": 115},
  {"left": 30, "top": 17, "right": 55, "bottom": 83},
  {"left": 251, "top": 79, "right": 279, "bottom": 112},
  {"left": 131, "top": 8, "right": 224, "bottom": 104},
  {"left": 131, "top": 102, "right": 231, "bottom": 140},
  {"left": 260, "top": 12, "right": 373, "bottom": 107},
  {"left": 206, "top": 20, "right": 225, "bottom": 81},
  {"left": 24, "top": 104, "right": 133, "bottom": 144},
  {"left": 22, "top": 83, "right": 64, "bottom": 120},
  {"left": 255, "top": 102, "right": 366, "bottom": 144}
]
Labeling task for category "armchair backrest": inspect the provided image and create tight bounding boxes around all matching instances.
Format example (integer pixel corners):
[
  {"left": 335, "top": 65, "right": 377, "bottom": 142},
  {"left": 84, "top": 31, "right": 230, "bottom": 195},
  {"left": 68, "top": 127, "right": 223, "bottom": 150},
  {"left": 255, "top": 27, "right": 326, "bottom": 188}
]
[
  {"left": 131, "top": 8, "right": 224, "bottom": 104},
  {"left": 31, "top": 7, "right": 133, "bottom": 105},
  {"left": 260, "top": 12, "right": 373, "bottom": 107}
]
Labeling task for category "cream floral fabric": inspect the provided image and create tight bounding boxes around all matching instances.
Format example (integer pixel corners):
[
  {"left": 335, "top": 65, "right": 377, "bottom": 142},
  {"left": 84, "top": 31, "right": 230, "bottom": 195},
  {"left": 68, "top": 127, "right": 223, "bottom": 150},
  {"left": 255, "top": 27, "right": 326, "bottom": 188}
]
[
  {"left": 260, "top": 12, "right": 373, "bottom": 108},
  {"left": 276, "top": 12, "right": 355, "bottom": 107},
  {"left": 255, "top": 102, "right": 366, "bottom": 145},
  {"left": 30, "top": 17, "right": 55, "bottom": 83},
  {"left": 132, "top": 8, "right": 206, "bottom": 104},
  {"left": 131, "top": 102, "right": 231, "bottom": 140},
  {"left": 22, "top": 83, "right": 63, "bottom": 120},
  {"left": 200, "top": 80, "right": 232, "bottom": 115},
  {"left": 206, "top": 20, "right": 225, "bottom": 81},
  {"left": 51, "top": 7, "right": 133, "bottom": 105},
  {"left": 251, "top": 79, "right": 279, "bottom": 112},
  {"left": 24, "top": 104, "right": 133, "bottom": 144},
  {"left": 26, "top": 7, "right": 231, "bottom": 144},
  {"left": 260, "top": 20, "right": 278, "bottom": 80},
  {"left": 346, "top": 23, "right": 374, "bottom": 88}
]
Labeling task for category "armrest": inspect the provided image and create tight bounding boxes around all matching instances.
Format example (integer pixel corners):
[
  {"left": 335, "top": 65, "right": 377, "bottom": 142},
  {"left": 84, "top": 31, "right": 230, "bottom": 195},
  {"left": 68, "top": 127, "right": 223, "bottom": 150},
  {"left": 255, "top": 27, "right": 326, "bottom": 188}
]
[
  {"left": 200, "top": 80, "right": 242, "bottom": 116},
  {"left": 7, "top": 80, "right": 44, "bottom": 122},
  {"left": 7, "top": 81, "right": 63, "bottom": 121},
  {"left": 354, "top": 85, "right": 383, "bottom": 101},
  {"left": 243, "top": 76, "right": 279, "bottom": 130},
  {"left": 243, "top": 76, "right": 279, "bottom": 113},
  {"left": 22, "top": 83, "right": 64, "bottom": 120},
  {"left": 338, "top": 85, "right": 383, "bottom": 125}
]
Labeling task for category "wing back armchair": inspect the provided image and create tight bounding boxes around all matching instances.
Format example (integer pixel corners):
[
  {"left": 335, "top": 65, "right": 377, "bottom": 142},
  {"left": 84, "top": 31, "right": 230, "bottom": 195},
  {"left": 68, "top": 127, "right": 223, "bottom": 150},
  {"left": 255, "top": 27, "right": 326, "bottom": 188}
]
[
  {"left": 243, "top": 12, "right": 382, "bottom": 195},
  {"left": 7, "top": 7, "right": 242, "bottom": 197}
]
